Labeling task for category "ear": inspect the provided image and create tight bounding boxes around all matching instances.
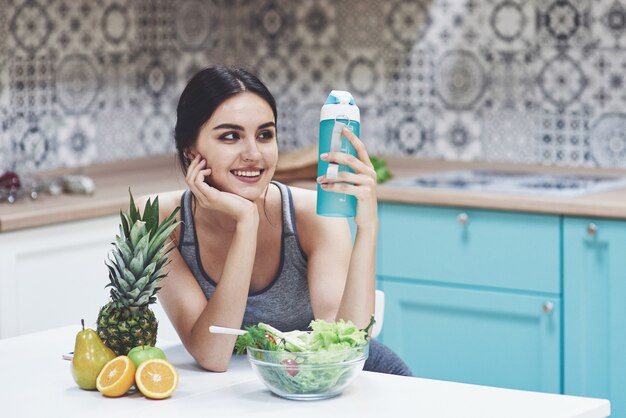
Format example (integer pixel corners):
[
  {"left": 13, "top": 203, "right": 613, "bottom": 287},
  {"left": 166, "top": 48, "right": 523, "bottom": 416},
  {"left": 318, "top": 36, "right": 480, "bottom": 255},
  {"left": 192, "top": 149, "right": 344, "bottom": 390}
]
[{"left": 184, "top": 149, "right": 197, "bottom": 160}]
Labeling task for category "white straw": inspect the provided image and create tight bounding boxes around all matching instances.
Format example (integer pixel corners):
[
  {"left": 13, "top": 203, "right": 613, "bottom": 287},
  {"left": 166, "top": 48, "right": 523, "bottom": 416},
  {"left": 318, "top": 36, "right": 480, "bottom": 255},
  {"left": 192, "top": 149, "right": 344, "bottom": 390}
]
[{"left": 209, "top": 325, "right": 247, "bottom": 336}]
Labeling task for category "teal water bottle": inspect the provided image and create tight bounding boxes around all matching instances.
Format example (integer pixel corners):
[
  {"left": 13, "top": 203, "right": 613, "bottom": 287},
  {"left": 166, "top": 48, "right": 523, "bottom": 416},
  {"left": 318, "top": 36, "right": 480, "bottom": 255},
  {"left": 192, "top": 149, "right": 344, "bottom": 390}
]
[{"left": 317, "top": 90, "right": 360, "bottom": 217}]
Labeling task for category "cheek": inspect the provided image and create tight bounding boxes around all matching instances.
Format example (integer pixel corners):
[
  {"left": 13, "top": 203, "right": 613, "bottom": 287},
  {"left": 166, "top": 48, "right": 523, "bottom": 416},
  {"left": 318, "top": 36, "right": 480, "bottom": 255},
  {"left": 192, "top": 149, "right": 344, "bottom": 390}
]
[{"left": 264, "top": 145, "right": 279, "bottom": 165}]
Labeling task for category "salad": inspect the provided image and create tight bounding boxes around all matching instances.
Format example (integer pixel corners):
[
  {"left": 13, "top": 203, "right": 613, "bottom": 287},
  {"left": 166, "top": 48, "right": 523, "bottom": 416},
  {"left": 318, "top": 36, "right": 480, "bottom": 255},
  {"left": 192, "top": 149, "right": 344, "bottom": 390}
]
[{"left": 235, "top": 317, "right": 374, "bottom": 396}]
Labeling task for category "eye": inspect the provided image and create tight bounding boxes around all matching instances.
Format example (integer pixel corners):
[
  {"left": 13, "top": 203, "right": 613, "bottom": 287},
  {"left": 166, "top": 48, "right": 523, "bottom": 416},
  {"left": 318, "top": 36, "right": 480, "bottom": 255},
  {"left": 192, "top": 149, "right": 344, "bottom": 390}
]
[
  {"left": 218, "top": 131, "right": 240, "bottom": 141},
  {"left": 257, "top": 130, "right": 275, "bottom": 141}
]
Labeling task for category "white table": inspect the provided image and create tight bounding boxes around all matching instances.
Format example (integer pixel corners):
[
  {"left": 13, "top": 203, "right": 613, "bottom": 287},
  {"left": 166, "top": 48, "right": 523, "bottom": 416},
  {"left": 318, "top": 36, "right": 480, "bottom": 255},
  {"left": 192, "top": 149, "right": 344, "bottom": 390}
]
[{"left": 0, "top": 325, "right": 610, "bottom": 418}]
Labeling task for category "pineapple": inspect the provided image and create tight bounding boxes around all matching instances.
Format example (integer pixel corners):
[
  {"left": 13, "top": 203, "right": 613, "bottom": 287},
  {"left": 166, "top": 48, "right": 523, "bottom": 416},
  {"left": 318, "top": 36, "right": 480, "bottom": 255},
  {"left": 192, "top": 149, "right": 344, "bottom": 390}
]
[{"left": 97, "top": 190, "right": 180, "bottom": 356}]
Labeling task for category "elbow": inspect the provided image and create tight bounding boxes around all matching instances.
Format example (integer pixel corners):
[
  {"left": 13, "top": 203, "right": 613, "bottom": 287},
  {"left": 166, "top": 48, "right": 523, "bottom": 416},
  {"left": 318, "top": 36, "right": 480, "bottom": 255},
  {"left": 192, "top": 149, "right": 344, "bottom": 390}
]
[
  {"left": 199, "top": 363, "right": 229, "bottom": 373},
  {"left": 194, "top": 354, "right": 231, "bottom": 373}
]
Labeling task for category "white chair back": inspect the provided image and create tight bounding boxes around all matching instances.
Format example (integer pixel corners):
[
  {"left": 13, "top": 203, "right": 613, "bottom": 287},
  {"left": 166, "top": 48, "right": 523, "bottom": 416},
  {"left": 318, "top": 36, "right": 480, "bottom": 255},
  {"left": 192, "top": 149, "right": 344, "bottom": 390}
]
[{"left": 371, "top": 289, "right": 385, "bottom": 339}]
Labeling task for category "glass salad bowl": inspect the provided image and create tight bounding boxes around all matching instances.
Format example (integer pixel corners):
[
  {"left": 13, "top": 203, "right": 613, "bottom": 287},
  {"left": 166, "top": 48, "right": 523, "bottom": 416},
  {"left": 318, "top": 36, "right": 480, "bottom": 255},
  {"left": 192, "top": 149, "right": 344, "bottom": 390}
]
[{"left": 246, "top": 343, "right": 369, "bottom": 400}]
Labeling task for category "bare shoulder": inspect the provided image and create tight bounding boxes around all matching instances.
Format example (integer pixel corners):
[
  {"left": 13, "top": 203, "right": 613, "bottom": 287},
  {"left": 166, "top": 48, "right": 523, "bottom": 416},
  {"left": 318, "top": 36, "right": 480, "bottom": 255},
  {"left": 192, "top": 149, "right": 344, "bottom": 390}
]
[
  {"left": 136, "top": 189, "right": 186, "bottom": 220},
  {"left": 287, "top": 186, "right": 350, "bottom": 253},
  {"left": 287, "top": 186, "right": 316, "bottom": 215}
]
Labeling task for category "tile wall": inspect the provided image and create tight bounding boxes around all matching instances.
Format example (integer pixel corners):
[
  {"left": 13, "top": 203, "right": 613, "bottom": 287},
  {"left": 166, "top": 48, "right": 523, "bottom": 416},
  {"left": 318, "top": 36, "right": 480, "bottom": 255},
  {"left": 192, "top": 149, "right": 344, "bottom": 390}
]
[{"left": 1, "top": 0, "right": 625, "bottom": 172}]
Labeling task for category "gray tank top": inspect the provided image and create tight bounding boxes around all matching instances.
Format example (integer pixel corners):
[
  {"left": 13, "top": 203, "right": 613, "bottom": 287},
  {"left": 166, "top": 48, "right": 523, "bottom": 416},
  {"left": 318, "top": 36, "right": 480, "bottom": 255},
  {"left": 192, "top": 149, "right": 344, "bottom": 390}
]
[{"left": 178, "top": 181, "right": 315, "bottom": 332}]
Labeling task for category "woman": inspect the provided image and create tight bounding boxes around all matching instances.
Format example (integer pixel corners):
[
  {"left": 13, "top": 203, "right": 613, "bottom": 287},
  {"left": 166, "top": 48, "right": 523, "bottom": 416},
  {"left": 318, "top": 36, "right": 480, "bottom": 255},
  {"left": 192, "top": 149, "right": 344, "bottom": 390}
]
[{"left": 152, "top": 66, "right": 411, "bottom": 376}]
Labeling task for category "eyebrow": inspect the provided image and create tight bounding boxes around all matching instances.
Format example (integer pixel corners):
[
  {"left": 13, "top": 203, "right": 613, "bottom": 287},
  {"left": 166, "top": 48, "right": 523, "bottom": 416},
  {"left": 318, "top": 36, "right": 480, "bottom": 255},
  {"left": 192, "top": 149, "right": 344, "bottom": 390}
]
[{"left": 213, "top": 121, "right": 276, "bottom": 131}]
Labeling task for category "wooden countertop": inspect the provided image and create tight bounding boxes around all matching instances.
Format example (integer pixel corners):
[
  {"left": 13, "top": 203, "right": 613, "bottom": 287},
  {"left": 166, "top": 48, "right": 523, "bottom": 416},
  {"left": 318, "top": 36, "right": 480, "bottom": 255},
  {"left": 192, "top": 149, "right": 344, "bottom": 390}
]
[
  {"left": 3, "top": 155, "right": 626, "bottom": 233},
  {"left": 0, "top": 155, "right": 186, "bottom": 232}
]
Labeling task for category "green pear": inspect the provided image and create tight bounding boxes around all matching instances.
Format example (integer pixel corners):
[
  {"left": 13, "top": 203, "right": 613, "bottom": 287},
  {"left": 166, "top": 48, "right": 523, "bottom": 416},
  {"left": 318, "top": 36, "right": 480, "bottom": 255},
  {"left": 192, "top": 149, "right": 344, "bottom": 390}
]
[{"left": 71, "top": 319, "right": 116, "bottom": 390}]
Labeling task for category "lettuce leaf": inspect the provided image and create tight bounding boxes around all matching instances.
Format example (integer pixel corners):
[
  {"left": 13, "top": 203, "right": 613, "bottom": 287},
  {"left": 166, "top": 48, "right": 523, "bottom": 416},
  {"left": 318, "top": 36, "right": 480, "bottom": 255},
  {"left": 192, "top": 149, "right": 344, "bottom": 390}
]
[{"left": 235, "top": 317, "right": 374, "bottom": 354}]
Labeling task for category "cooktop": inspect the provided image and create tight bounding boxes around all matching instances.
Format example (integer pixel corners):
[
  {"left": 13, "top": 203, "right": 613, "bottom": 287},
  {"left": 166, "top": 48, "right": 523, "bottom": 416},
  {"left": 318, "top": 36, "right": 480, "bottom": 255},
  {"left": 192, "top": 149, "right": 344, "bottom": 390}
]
[{"left": 387, "top": 170, "right": 626, "bottom": 197}]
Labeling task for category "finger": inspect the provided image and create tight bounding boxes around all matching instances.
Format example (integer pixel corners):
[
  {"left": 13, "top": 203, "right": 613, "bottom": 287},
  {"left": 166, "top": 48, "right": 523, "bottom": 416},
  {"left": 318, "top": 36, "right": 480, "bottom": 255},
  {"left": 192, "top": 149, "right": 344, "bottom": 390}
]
[
  {"left": 342, "top": 127, "right": 374, "bottom": 169},
  {"left": 317, "top": 171, "right": 376, "bottom": 187},
  {"left": 319, "top": 180, "right": 374, "bottom": 201},
  {"left": 193, "top": 168, "right": 211, "bottom": 191},
  {"left": 185, "top": 155, "right": 203, "bottom": 184},
  {"left": 321, "top": 152, "right": 376, "bottom": 178},
  {"left": 191, "top": 169, "right": 215, "bottom": 205}
]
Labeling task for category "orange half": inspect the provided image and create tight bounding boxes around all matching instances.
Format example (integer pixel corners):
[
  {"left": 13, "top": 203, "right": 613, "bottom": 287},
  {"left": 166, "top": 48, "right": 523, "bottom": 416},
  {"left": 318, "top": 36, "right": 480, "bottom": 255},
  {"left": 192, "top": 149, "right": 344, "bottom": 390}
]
[
  {"left": 96, "top": 356, "right": 136, "bottom": 397},
  {"left": 135, "top": 358, "right": 178, "bottom": 400}
]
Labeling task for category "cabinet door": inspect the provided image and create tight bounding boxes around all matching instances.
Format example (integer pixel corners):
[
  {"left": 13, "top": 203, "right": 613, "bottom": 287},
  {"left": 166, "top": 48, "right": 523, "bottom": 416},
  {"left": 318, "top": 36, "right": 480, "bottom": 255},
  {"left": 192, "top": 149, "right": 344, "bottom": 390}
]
[
  {"left": 378, "top": 203, "right": 560, "bottom": 293},
  {"left": 380, "top": 279, "right": 561, "bottom": 393},
  {"left": 0, "top": 217, "right": 118, "bottom": 338},
  {"left": 564, "top": 217, "right": 626, "bottom": 417}
]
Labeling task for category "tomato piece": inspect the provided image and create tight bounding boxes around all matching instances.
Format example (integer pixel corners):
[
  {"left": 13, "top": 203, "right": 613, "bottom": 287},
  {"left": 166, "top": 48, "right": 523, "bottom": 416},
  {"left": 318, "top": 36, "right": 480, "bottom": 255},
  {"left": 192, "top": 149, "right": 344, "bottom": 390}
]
[{"left": 281, "top": 359, "right": 299, "bottom": 377}]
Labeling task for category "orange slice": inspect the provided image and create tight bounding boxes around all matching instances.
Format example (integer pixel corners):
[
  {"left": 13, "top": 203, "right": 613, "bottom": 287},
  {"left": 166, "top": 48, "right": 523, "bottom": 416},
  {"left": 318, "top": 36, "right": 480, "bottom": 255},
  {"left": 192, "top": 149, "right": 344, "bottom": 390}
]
[
  {"left": 135, "top": 358, "right": 179, "bottom": 399},
  {"left": 96, "top": 356, "right": 136, "bottom": 397}
]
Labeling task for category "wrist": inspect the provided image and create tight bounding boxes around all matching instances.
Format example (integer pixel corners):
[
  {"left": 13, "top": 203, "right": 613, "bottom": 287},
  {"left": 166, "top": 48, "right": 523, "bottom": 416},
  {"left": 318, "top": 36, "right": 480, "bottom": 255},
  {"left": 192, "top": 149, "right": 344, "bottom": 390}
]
[
  {"left": 236, "top": 211, "right": 259, "bottom": 231},
  {"left": 356, "top": 223, "right": 378, "bottom": 237},
  {"left": 356, "top": 219, "right": 378, "bottom": 231}
]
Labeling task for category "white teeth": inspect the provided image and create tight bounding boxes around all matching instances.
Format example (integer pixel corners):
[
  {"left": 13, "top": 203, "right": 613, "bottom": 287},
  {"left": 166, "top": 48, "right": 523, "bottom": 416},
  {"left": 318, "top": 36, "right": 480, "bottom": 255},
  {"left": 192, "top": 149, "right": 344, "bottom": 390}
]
[{"left": 233, "top": 170, "right": 261, "bottom": 177}]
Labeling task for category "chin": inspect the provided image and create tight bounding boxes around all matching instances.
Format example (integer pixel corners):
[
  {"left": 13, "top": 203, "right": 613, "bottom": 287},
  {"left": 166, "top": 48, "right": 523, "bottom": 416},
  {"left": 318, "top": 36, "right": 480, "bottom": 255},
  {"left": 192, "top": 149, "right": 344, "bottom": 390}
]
[
  {"left": 210, "top": 179, "right": 268, "bottom": 202},
  {"left": 236, "top": 183, "right": 270, "bottom": 202}
]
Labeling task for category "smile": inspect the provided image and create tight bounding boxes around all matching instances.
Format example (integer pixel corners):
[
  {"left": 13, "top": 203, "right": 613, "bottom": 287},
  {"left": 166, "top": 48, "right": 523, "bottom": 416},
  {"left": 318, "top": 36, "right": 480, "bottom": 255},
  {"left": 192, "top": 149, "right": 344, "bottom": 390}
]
[{"left": 231, "top": 169, "right": 263, "bottom": 177}]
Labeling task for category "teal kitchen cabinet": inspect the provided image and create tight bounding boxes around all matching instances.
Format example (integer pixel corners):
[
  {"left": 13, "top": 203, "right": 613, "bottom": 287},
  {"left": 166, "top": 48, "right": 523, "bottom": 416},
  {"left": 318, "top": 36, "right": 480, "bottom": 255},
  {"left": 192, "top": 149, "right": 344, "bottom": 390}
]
[
  {"left": 564, "top": 217, "right": 626, "bottom": 418},
  {"left": 377, "top": 202, "right": 562, "bottom": 392},
  {"left": 380, "top": 279, "right": 561, "bottom": 392}
]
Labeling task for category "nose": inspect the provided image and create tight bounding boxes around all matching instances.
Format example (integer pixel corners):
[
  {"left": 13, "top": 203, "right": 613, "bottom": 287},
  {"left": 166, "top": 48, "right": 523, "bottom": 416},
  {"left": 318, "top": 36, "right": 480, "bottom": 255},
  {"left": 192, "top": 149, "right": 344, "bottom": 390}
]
[{"left": 241, "top": 137, "right": 262, "bottom": 162}]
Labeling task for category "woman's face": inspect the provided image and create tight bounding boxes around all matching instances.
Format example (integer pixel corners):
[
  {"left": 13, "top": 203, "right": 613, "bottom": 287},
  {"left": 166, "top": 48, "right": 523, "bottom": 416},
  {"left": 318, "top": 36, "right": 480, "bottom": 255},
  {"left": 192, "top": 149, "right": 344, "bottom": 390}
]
[{"left": 191, "top": 92, "right": 278, "bottom": 201}]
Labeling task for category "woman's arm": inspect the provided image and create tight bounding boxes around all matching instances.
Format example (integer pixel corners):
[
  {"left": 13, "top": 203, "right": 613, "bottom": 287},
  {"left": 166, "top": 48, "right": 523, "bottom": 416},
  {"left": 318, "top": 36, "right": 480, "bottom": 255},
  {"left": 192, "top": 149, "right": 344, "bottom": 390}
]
[
  {"left": 307, "top": 128, "right": 379, "bottom": 330},
  {"left": 145, "top": 155, "right": 260, "bottom": 371},
  {"left": 157, "top": 217, "right": 257, "bottom": 372}
]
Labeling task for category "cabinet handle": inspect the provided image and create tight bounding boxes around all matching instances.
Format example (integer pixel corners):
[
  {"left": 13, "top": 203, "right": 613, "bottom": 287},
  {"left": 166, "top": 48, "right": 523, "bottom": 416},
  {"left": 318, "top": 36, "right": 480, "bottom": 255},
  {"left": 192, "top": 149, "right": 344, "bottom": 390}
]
[
  {"left": 587, "top": 223, "right": 598, "bottom": 236},
  {"left": 457, "top": 213, "right": 469, "bottom": 225},
  {"left": 542, "top": 301, "right": 554, "bottom": 314}
]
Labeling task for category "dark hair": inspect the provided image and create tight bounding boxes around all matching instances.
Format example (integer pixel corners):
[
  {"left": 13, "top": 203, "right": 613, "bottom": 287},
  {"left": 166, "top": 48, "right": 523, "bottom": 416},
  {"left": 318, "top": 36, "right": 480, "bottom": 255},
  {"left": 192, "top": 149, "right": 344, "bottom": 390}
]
[{"left": 174, "top": 66, "right": 278, "bottom": 174}]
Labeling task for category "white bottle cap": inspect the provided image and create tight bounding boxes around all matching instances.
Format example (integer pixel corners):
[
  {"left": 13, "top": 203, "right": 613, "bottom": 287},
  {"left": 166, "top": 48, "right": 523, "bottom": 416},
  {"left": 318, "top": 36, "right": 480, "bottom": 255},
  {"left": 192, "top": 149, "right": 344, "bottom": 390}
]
[{"left": 320, "top": 90, "right": 360, "bottom": 122}]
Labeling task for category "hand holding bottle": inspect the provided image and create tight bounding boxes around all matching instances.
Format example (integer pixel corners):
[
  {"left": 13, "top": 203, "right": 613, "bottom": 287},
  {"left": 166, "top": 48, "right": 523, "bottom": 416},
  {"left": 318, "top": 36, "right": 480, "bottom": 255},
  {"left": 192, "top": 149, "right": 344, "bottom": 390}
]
[{"left": 317, "top": 127, "right": 378, "bottom": 228}]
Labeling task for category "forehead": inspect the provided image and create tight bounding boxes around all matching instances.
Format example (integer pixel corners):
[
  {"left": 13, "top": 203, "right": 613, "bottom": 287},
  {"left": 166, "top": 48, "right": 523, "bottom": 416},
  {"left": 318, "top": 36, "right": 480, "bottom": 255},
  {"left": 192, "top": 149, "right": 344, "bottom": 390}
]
[{"left": 207, "top": 92, "right": 274, "bottom": 127}]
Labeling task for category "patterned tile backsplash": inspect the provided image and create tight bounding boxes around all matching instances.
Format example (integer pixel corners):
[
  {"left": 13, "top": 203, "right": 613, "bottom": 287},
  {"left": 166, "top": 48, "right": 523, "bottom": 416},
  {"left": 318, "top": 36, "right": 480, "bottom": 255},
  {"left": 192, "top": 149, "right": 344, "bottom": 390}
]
[{"left": 1, "top": 0, "right": 626, "bottom": 172}]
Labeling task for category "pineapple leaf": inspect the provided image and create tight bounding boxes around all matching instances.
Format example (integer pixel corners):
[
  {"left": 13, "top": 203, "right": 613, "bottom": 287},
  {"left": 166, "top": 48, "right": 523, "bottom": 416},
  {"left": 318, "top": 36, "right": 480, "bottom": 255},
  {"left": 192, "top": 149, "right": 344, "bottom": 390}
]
[
  {"left": 111, "top": 248, "right": 126, "bottom": 274},
  {"left": 115, "top": 236, "right": 133, "bottom": 264},
  {"left": 117, "top": 274, "right": 132, "bottom": 293},
  {"left": 143, "top": 196, "right": 159, "bottom": 236},
  {"left": 134, "top": 275, "right": 149, "bottom": 291},
  {"left": 107, "top": 265, "right": 125, "bottom": 293},
  {"left": 129, "top": 252, "right": 145, "bottom": 277},
  {"left": 153, "top": 257, "right": 170, "bottom": 276},
  {"left": 129, "top": 188, "right": 140, "bottom": 223},
  {"left": 133, "top": 233, "right": 150, "bottom": 257},
  {"left": 141, "top": 262, "right": 157, "bottom": 278},
  {"left": 146, "top": 273, "right": 166, "bottom": 288},
  {"left": 122, "top": 267, "right": 137, "bottom": 286},
  {"left": 120, "top": 211, "right": 131, "bottom": 240},
  {"left": 128, "top": 288, "right": 141, "bottom": 299},
  {"left": 152, "top": 207, "right": 181, "bottom": 238},
  {"left": 130, "top": 220, "right": 147, "bottom": 248},
  {"left": 162, "top": 205, "right": 181, "bottom": 226},
  {"left": 105, "top": 257, "right": 121, "bottom": 279},
  {"left": 134, "top": 294, "right": 151, "bottom": 306},
  {"left": 146, "top": 223, "right": 179, "bottom": 261},
  {"left": 105, "top": 261, "right": 122, "bottom": 289}
]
